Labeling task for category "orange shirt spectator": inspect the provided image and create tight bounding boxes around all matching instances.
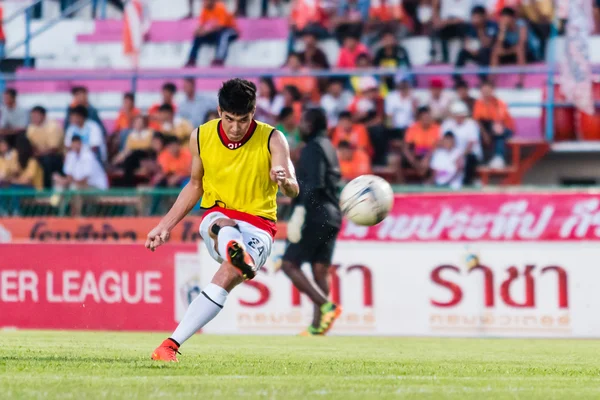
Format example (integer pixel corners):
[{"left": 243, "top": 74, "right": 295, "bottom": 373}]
[
  {"left": 290, "top": 0, "right": 328, "bottom": 30},
  {"left": 337, "top": 36, "right": 370, "bottom": 68},
  {"left": 199, "top": 1, "right": 237, "bottom": 31},
  {"left": 158, "top": 145, "right": 192, "bottom": 177},
  {"left": 149, "top": 82, "right": 177, "bottom": 131},
  {"left": 370, "top": 0, "right": 403, "bottom": 22},
  {"left": 473, "top": 97, "right": 515, "bottom": 131},
  {"left": 405, "top": 121, "right": 441, "bottom": 156},
  {"left": 338, "top": 141, "right": 372, "bottom": 181},
  {"left": 332, "top": 113, "right": 373, "bottom": 156},
  {"left": 277, "top": 53, "right": 320, "bottom": 102}
]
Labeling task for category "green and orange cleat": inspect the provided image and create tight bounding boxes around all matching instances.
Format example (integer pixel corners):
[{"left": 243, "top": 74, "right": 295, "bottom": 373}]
[
  {"left": 151, "top": 338, "right": 181, "bottom": 362},
  {"left": 319, "top": 302, "right": 342, "bottom": 334},
  {"left": 299, "top": 325, "right": 324, "bottom": 336},
  {"left": 226, "top": 240, "right": 256, "bottom": 280}
]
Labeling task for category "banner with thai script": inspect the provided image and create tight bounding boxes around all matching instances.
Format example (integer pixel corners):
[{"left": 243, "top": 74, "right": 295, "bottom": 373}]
[
  {"left": 0, "top": 243, "right": 196, "bottom": 331},
  {"left": 338, "top": 192, "right": 600, "bottom": 241}
]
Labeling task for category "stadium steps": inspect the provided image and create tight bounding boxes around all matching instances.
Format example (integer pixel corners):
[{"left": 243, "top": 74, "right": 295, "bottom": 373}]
[{"left": 478, "top": 139, "right": 550, "bottom": 185}]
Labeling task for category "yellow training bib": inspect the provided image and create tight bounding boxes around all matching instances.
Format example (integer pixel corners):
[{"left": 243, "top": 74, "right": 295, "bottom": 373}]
[{"left": 199, "top": 118, "right": 278, "bottom": 221}]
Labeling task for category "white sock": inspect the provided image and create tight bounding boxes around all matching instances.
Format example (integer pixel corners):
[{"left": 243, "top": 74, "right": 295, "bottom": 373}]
[
  {"left": 170, "top": 283, "right": 228, "bottom": 345},
  {"left": 217, "top": 226, "right": 243, "bottom": 259}
]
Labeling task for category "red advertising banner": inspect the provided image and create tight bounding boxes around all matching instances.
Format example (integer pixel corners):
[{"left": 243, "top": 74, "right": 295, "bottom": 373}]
[
  {"left": 0, "top": 243, "right": 196, "bottom": 331},
  {"left": 339, "top": 192, "right": 600, "bottom": 241}
]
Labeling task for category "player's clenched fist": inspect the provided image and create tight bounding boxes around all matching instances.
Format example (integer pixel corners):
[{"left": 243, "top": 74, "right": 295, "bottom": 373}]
[
  {"left": 270, "top": 166, "right": 287, "bottom": 185},
  {"left": 145, "top": 226, "right": 170, "bottom": 252}
]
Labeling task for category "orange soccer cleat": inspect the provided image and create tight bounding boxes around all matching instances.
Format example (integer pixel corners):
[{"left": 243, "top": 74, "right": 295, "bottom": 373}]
[
  {"left": 226, "top": 240, "right": 256, "bottom": 280},
  {"left": 151, "top": 338, "right": 181, "bottom": 362},
  {"left": 319, "top": 302, "right": 343, "bottom": 334}
]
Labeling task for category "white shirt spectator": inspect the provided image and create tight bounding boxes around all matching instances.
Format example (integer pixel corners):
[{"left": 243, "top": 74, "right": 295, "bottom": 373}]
[
  {"left": 64, "top": 119, "right": 107, "bottom": 162},
  {"left": 385, "top": 91, "right": 416, "bottom": 129},
  {"left": 440, "top": 0, "right": 473, "bottom": 20},
  {"left": 440, "top": 117, "right": 483, "bottom": 161},
  {"left": 430, "top": 147, "right": 464, "bottom": 189},
  {"left": 255, "top": 95, "right": 285, "bottom": 125},
  {"left": 321, "top": 91, "right": 354, "bottom": 128},
  {"left": 426, "top": 91, "right": 456, "bottom": 122},
  {"left": 0, "top": 104, "right": 28, "bottom": 129},
  {"left": 63, "top": 148, "right": 109, "bottom": 190}
]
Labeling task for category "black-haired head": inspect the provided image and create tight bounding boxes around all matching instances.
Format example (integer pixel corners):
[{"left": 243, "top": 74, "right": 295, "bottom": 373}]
[{"left": 218, "top": 78, "right": 257, "bottom": 116}]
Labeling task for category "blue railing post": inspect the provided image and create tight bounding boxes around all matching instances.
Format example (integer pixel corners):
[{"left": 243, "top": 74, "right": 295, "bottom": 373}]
[
  {"left": 544, "top": 21, "right": 558, "bottom": 142},
  {"left": 24, "top": 6, "right": 32, "bottom": 67},
  {"left": 101, "top": 0, "right": 107, "bottom": 20},
  {"left": 131, "top": 73, "right": 138, "bottom": 93}
]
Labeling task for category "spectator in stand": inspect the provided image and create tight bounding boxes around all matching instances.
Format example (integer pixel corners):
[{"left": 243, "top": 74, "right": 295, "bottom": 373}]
[
  {"left": 367, "top": 0, "right": 406, "bottom": 44},
  {"left": 473, "top": 81, "right": 514, "bottom": 168},
  {"left": 491, "top": 7, "right": 539, "bottom": 88},
  {"left": 113, "top": 93, "right": 141, "bottom": 135},
  {"left": 26, "top": 106, "right": 64, "bottom": 189},
  {"left": 276, "top": 107, "right": 301, "bottom": 156},
  {"left": 153, "top": 135, "right": 192, "bottom": 188},
  {"left": 0, "top": 89, "right": 28, "bottom": 146},
  {"left": 402, "top": 106, "right": 441, "bottom": 178},
  {"left": 333, "top": 0, "right": 369, "bottom": 44},
  {"left": 440, "top": 101, "right": 482, "bottom": 185},
  {"left": 64, "top": 105, "right": 107, "bottom": 163},
  {"left": 112, "top": 115, "right": 154, "bottom": 186},
  {"left": 179, "top": 77, "right": 218, "bottom": 128},
  {"left": 149, "top": 82, "right": 178, "bottom": 131},
  {"left": 336, "top": 33, "right": 370, "bottom": 69},
  {"left": 374, "top": 30, "right": 413, "bottom": 91},
  {"left": 277, "top": 53, "right": 319, "bottom": 102},
  {"left": 281, "top": 85, "right": 304, "bottom": 123},
  {"left": 348, "top": 76, "right": 385, "bottom": 125},
  {"left": 185, "top": 0, "right": 238, "bottom": 67},
  {"left": 332, "top": 111, "right": 373, "bottom": 157},
  {"left": 288, "top": 0, "right": 330, "bottom": 55},
  {"left": 350, "top": 54, "right": 385, "bottom": 96},
  {"left": 428, "top": 131, "right": 464, "bottom": 189},
  {"left": 156, "top": 104, "right": 194, "bottom": 144},
  {"left": 299, "top": 32, "right": 330, "bottom": 70},
  {"left": 320, "top": 79, "right": 353, "bottom": 128},
  {"left": 64, "top": 86, "right": 105, "bottom": 137},
  {"left": 385, "top": 73, "right": 417, "bottom": 143},
  {"left": 236, "top": 0, "right": 279, "bottom": 18},
  {"left": 455, "top": 80, "right": 476, "bottom": 113},
  {"left": 425, "top": 78, "right": 455, "bottom": 122},
  {"left": 0, "top": 137, "right": 16, "bottom": 184},
  {"left": 454, "top": 6, "right": 498, "bottom": 84},
  {"left": 7, "top": 135, "right": 44, "bottom": 191},
  {"left": 139, "top": 132, "right": 166, "bottom": 180},
  {"left": 430, "top": 0, "right": 472, "bottom": 63},
  {"left": 256, "top": 77, "right": 285, "bottom": 126},
  {"left": 519, "top": 0, "right": 553, "bottom": 58},
  {"left": 54, "top": 134, "right": 109, "bottom": 191},
  {"left": 337, "top": 140, "right": 372, "bottom": 182}
]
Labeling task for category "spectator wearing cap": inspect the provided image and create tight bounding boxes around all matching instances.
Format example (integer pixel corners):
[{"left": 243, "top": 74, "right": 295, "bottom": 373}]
[
  {"left": 473, "top": 80, "right": 514, "bottom": 169},
  {"left": 454, "top": 6, "right": 499, "bottom": 84},
  {"left": 179, "top": 77, "right": 218, "bottom": 128},
  {"left": 336, "top": 33, "right": 370, "bottom": 68},
  {"left": 64, "top": 86, "right": 105, "bottom": 137},
  {"left": 333, "top": 0, "right": 370, "bottom": 44},
  {"left": 277, "top": 53, "right": 320, "bottom": 103},
  {"left": 350, "top": 54, "right": 385, "bottom": 96},
  {"left": 156, "top": 104, "right": 194, "bottom": 144},
  {"left": 428, "top": 131, "right": 464, "bottom": 189},
  {"left": 332, "top": 111, "right": 373, "bottom": 157},
  {"left": 0, "top": 89, "right": 28, "bottom": 147},
  {"left": 426, "top": 78, "right": 455, "bottom": 122},
  {"left": 348, "top": 76, "right": 385, "bottom": 125},
  {"left": 149, "top": 82, "right": 178, "bottom": 131},
  {"left": 402, "top": 106, "right": 441, "bottom": 178},
  {"left": 26, "top": 106, "right": 64, "bottom": 189},
  {"left": 337, "top": 140, "right": 372, "bottom": 182},
  {"left": 54, "top": 134, "right": 108, "bottom": 191},
  {"left": 185, "top": 0, "right": 239, "bottom": 67},
  {"left": 373, "top": 30, "right": 413, "bottom": 91},
  {"left": 430, "top": 0, "right": 472, "bottom": 63},
  {"left": 320, "top": 79, "right": 354, "bottom": 128},
  {"left": 385, "top": 73, "right": 418, "bottom": 142},
  {"left": 64, "top": 105, "right": 107, "bottom": 163},
  {"left": 153, "top": 135, "right": 192, "bottom": 188},
  {"left": 440, "top": 101, "right": 482, "bottom": 185},
  {"left": 287, "top": 0, "right": 330, "bottom": 56}
]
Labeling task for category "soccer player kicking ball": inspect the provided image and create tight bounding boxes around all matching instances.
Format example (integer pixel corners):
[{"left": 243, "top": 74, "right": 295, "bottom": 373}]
[
  {"left": 146, "top": 79, "right": 299, "bottom": 362},
  {"left": 280, "top": 108, "right": 343, "bottom": 336}
]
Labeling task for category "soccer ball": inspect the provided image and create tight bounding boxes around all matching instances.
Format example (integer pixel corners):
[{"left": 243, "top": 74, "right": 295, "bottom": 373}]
[{"left": 340, "top": 174, "right": 394, "bottom": 226}]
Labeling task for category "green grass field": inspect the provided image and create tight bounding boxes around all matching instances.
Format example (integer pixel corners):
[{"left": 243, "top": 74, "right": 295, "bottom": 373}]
[{"left": 1, "top": 331, "right": 600, "bottom": 399}]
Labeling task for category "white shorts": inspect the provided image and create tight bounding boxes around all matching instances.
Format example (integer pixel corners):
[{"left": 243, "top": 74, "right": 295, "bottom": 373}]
[{"left": 199, "top": 211, "right": 273, "bottom": 270}]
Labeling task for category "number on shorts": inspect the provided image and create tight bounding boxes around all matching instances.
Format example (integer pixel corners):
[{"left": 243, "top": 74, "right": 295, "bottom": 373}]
[{"left": 247, "top": 237, "right": 265, "bottom": 256}]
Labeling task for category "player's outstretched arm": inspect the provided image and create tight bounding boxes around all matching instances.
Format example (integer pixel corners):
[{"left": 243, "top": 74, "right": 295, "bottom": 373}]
[
  {"left": 145, "top": 129, "right": 204, "bottom": 251},
  {"left": 269, "top": 130, "right": 299, "bottom": 198}
]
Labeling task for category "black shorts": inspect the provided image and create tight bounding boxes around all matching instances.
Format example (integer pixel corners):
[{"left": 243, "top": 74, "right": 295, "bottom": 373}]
[{"left": 282, "top": 224, "right": 339, "bottom": 266}]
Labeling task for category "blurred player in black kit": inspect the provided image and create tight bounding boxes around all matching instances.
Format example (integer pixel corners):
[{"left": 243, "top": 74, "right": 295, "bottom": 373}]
[{"left": 281, "top": 108, "right": 343, "bottom": 336}]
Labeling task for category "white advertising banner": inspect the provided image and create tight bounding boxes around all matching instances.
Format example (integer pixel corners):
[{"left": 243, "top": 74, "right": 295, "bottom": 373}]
[{"left": 190, "top": 241, "right": 600, "bottom": 338}]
